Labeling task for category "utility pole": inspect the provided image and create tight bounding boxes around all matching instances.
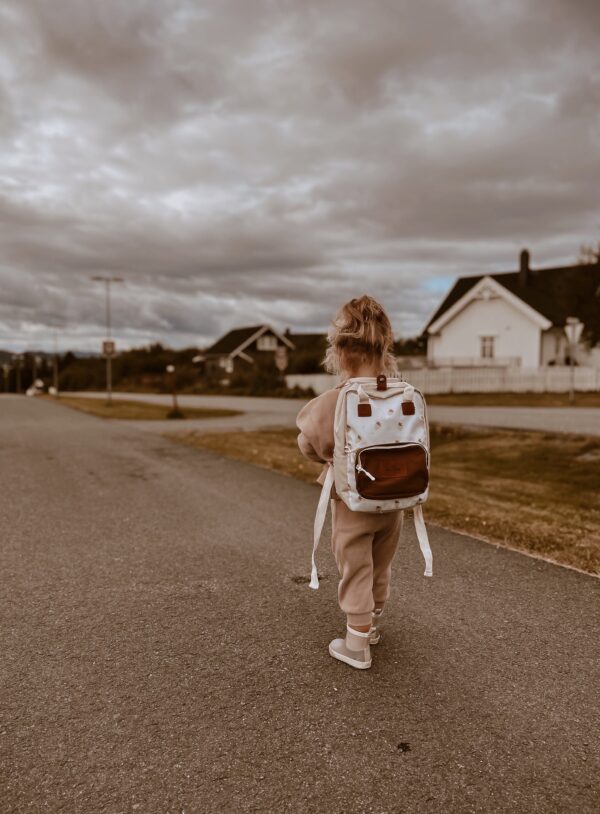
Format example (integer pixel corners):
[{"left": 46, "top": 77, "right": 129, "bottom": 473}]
[
  {"left": 53, "top": 330, "right": 59, "bottom": 396},
  {"left": 91, "top": 276, "right": 123, "bottom": 405},
  {"left": 15, "top": 355, "right": 22, "bottom": 394}
]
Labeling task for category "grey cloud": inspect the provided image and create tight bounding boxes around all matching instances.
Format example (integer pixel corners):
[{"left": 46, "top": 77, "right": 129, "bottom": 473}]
[{"left": 0, "top": 0, "right": 598, "bottom": 351}]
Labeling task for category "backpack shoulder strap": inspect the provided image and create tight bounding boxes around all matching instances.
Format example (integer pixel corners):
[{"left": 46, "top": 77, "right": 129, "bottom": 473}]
[
  {"left": 309, "top": 463, "right": 335, "bottom": 589},
  {"left": 413, "top": 504, "right": 433, "bottom": 577}
]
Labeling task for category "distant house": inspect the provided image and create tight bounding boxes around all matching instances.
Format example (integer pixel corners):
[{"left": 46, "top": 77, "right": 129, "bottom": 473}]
[
  {"left": 201, "top": 324, "right": 295, "bottom": 380},
  {"left": 424, "top": 250, "right": 600, "bottom": 368}
]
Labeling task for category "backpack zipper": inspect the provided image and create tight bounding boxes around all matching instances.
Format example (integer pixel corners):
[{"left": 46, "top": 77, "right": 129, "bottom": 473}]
[{"left": 356, "top": 462, "right": 376, "bottom": 481}]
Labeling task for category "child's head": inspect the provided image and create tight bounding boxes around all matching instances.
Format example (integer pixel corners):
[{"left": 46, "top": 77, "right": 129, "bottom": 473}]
[{"left": 324, "top": 294, "right": 397, "bottom": 377}]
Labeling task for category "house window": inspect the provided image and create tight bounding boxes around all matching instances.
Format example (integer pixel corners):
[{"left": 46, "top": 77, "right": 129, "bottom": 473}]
[
  {"left": 219, "top": 357, "right": 234, "bottom": 373},
  {"left": 257, "top": 334, "right": 277, "bottom": 351},
  {"left": 480, "top": 336, "right": 495, "bottom": 359}
]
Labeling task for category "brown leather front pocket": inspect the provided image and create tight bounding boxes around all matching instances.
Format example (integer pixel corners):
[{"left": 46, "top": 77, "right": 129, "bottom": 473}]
[{"left": 356, "top": 444, "right": 429, "bottom": 499}]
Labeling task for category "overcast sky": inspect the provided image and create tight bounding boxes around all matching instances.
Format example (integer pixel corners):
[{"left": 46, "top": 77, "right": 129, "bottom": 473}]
[{"left": 1, "top": 0, "right": 599, "bottom": 351}]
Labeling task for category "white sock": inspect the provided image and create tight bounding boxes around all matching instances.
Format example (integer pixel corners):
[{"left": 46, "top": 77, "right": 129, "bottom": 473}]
[{"left": 346, "top": 626, "right": 370, "bottom": 651}]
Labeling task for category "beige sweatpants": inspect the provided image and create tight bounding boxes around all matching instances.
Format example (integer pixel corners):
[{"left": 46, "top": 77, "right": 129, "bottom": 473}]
[{"left": 330, "top": 499, "right": 404, "bottom": 627}]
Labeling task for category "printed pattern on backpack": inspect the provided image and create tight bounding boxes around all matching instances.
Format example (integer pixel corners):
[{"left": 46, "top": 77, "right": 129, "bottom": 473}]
[{"left": 333, "top": 376, "right": 429, "bottom": 513}]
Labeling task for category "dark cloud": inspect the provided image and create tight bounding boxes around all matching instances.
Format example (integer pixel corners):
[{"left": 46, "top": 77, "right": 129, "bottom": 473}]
[{"left": 0, "top": 0, "right": 598, "bottom": 351}]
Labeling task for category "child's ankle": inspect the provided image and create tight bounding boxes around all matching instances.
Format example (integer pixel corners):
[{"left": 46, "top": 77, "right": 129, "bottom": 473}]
[{"left": 349, "top": 623, "right": 371, "bottom": 633}]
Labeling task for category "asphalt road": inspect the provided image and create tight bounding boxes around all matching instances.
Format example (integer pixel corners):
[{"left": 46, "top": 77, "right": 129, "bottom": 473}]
[
  {"left": 2, "top": 395, "right": 599, "bottom": 813},
  {"left": 71, "top": 391, "right": 600, "bottom": 435},
  {"left": 427, "top": 405, "right": 600, "bottom": 436}
]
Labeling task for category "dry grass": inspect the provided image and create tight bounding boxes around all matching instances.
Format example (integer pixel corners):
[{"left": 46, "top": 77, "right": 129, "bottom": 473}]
[
  {"left": 171, "top": 425, "right": 600, "bottom": 575},
  {"left": 426, "top": 391, "right": 600, "bottom": 407},
  {"left": 49, "top": 396, "right": 242, "bottom": 421}
]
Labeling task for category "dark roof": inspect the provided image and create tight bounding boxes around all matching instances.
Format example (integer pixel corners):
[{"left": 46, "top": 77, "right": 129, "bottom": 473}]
[
  {"left": 205, "top": 326, "right": 265, "bottom": 355},
  {"left": 425, "top": 262, "right": 600, "bottom": 334},
  {"left": 205, "top": 325, "right": 296, "bottom": 355},
  {"left": 287, "top": 333, "right": 326, "bottom": 350}
]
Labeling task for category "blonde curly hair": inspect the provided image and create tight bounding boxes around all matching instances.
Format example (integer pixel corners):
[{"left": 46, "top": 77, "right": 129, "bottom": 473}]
[{"left": 323, "top": 295, "right": 397, "bottom": 376}]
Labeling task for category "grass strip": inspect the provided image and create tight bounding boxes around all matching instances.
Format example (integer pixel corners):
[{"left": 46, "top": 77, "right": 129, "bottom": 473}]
[
  {"left": 49, "top": 396, "right": 242, "bottom": 421},
  {"left": 170, "top": 425, "right": 600, "bottom": 575}
]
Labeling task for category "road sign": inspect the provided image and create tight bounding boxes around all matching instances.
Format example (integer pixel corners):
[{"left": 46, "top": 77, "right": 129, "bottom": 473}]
[
  {"left": 564, "top": 318, "right": 584, "bottom": 346},
  {"left": 102, "top": 340, "right": 116, "bottom": 357},
  {"left": 274, "top": 345, "right": 288, "bottom": 372}
]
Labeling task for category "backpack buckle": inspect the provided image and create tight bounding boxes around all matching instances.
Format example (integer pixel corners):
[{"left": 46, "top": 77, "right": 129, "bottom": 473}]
[{"left": 376, "top": 374, "right": 387, "bottom": 391}]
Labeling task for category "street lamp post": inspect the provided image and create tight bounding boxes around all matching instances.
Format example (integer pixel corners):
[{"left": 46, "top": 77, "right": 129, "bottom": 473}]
[
  {"left": 53, "top": 330, "right": 59, "bottom": 397},
  {"left": 91, "top": 276, "right": 123, "bottom": 405},
  {"left": 14, "top": 355, "right": 22, "bottom": 394},
  {"left": 32, "top": 354, "right": 43, "bottom": 393},
  {"left": 166, "top": 364, "right": 183, "bottom": 419}
]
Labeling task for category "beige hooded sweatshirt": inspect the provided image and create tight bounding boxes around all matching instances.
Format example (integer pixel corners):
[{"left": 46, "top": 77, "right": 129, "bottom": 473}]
[
  {"left": 295, "top": 386, "right": 403, "bottom": 626},
  {"left": 296, "top": 387, "right": 341, "bottom": 488}
]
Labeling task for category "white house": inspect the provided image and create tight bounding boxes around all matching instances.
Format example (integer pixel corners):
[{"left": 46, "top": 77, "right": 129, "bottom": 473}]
[{"left": 424, "top": 250, "right": 600, "bottom": 368}]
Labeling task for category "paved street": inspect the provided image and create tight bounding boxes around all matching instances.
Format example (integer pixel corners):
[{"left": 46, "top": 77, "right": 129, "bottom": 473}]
[
  {"left": 2, "top": 395, "right": 599, "bottom": 813},
  {"left": 71, "top": 391, "right": 600, "bottom": 435},
  {"left": 427, "top": 405, "right": 600, "bottom": 436}
]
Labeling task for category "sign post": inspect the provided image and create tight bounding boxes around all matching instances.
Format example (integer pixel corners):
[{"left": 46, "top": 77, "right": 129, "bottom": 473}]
[
  {"left": 564, "top": 317, "right": 584, "bottom": 404},
  {"left": 91, "top": 276, "right": 123, "bottom": 406}
]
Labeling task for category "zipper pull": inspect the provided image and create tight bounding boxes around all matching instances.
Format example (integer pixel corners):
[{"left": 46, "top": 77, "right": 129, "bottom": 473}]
[{"left": 356, "top": 464, "right": 376, "bottom": 481}]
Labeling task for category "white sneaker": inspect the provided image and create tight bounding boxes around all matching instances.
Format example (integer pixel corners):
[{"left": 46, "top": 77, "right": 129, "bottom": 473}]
[
  {"left": 369, "top": 608, "right": 384, "bottom": 645},
  {"left": 329, "top": 626, "right": 372, "bottom": 669}
]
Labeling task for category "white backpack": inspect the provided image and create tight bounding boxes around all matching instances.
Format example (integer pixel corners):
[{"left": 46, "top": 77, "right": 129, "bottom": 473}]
[{"left": 309, "top": 375, "right": 432, "bottom": 588}]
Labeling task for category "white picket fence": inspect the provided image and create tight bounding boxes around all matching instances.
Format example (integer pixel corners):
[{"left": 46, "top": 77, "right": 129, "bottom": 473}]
[{"left": 286, "top": 367, "right": 600, "bottom": 395}]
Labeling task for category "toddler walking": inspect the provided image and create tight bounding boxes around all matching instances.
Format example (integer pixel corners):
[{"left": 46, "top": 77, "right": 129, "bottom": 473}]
[{"left": 296, "top": 295, "right": 408, "bottom": 670}]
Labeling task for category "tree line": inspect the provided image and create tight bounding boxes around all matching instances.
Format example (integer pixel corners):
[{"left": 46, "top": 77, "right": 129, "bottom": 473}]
[{"left": 1, "top": 337, "right": 426, "bottom": 395}]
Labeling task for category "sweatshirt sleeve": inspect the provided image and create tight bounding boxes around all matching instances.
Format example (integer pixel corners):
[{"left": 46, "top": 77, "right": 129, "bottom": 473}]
[{"left": 295, "top": 388, "right": 339, "bottom": 464}]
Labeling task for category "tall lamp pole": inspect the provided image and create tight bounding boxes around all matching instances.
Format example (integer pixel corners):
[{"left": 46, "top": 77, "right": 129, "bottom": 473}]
[{"left": 91, "top": 276, "right": 123, "bottom": 405}]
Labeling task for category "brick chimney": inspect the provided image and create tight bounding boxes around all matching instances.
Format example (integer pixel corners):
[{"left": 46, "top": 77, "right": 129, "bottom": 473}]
[{"left": 519, "top": 248, "right": 530, "bottom": 286}]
